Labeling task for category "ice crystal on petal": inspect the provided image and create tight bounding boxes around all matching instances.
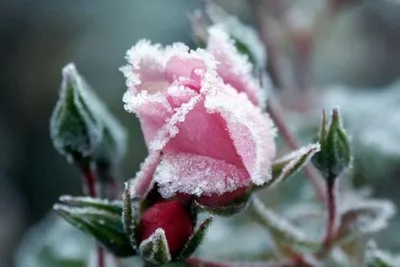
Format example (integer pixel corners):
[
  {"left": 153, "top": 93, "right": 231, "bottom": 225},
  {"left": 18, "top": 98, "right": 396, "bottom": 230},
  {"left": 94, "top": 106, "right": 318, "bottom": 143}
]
[{"left": 155, "top": 152, "right": 250, "bottom": 198}]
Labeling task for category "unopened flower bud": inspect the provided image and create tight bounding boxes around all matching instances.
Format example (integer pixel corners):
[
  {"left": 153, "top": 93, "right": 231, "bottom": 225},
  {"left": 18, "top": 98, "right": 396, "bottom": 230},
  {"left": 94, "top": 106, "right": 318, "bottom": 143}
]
[{"left": 139, "top": 200, "right": 194, "bottom": 256}]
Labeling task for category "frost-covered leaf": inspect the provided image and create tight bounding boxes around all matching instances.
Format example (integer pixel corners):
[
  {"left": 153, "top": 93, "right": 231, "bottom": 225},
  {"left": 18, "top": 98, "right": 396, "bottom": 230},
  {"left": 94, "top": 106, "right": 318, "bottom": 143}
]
[
  {"left": 50, "top": 63, "right": 127, "bottom": 170},
  {"left": 53, "top": 200, "right": 134, "bottom": 257},
  {"left": 178, "top": 217, "right": 213, "bottom": 260},
  {"left": 364, "top": 241, "right": 400, "bottom": 267},
  {"left": 336, "top": 197, "right": 396, "bottom": 244},
  {"left": 312, "top": 108, "right": 351, "bottom": 181},
  {"left": 260, "top": 143, "right": 320, "bottom": 189},
  {"left": 195, "top": 193, "right": 250, "bottom": 216},
  {"left": 139, "top": 228, "right": 172, "bottom": 265},
  {"left": 122, "top": 182, "right": 140, "bottom": 250},
  {"left": 250, "top": 196, "right": 320, "bottom": 250},
  {"left": 59, "top": 195, "right": 122, "bottom": 214}
]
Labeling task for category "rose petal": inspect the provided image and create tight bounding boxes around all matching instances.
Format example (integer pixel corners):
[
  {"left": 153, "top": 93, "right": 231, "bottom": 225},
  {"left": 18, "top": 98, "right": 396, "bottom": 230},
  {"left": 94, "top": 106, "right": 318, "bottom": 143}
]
[
  {"left": 120, "top": 40, "right": 169, "bottom": 94},
  {"left": 205, "top": 88, "right": 276, "bottom": 185},
  {"left": 207, "top": 26, "right": 266, "bottom": 107},
  {"left": 161, "top": 96, "right": 244, "bottom": 168},
  {"left": 130, "top": 152, "right": 161, "bottom": 199},
  {"left": 154, "top": 152, "right": 251, "bottom": 198}
]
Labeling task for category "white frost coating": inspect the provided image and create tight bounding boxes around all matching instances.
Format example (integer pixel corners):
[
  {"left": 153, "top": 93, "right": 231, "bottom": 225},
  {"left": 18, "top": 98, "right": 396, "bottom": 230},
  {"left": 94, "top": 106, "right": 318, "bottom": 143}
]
[
  {"left": 59, "top": 195, "right": 122, "bottom": 207},
  {"left": 122, "top": 90, "right": 172, "bottom": 114},
  {"left": 120, "top": 39, "right": 220, "bottom": 117},
  {"left": 205, "top": 87, "right": 276, "bottom": 185},
  {"left": 338, "top": 194, "right": 396, "bottom": 235},
  {"left": 155, "top": 152, "right": 250, "bottom": 198},
  {"left": 205, "top": 2, "right": 267, "bottom": 68},
  {"left": 53, "top": 204, "right": 115, "bottom": 218},
  {"left": 139, "top": 228, "right": 171, "bottom": 263},
  {"left": 120, "top": 40, "right": 163, "bottom": 92},
  {"left": 149, "top": 95, "right": 202, "bottom": 151},
  {"left": 271, "top": 143, "right": 320, "bottom": 187},
  {"left": 207, "top": 25, "right": 267, "bottom": 107}
]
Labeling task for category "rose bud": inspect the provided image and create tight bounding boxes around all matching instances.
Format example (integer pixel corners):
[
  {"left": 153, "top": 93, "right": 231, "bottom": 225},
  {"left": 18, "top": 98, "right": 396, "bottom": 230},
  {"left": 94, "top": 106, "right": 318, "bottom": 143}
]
[
  {"left": 139, "top": 199, "right": 194, "bottom": 256},
  {"left": 121, "top": 30, "right": 276, "bottom": 213}
]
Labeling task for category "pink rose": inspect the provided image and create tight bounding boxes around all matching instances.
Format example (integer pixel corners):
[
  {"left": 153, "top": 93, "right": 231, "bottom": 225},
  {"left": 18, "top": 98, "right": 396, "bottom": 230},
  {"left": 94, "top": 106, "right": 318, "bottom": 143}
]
[{"left": 121, "top": 31, "right": 276, "bottom": 208}]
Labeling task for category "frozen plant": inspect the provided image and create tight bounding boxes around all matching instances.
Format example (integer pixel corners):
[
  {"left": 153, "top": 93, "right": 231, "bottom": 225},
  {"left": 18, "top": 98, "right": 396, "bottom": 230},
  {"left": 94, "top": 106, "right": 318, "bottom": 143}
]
[{"left": 46, "top": 2, "right": 399, "bottom": 267}]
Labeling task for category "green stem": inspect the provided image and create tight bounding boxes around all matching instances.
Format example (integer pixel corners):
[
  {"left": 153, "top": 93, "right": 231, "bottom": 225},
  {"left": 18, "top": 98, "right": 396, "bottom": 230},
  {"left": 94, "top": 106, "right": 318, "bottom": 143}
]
[{"left": 323, "top": 178, "right": 337, "bottom": 249}]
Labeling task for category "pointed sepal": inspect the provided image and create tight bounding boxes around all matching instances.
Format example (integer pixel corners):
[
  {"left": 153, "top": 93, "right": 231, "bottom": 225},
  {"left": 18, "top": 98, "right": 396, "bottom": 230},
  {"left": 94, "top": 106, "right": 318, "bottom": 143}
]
[
  {"left": 122, "top": 182, "right": 140, "bottom": 251},
  {"left": 139, "top": 228, "right": 172, "bottom": 265},
  {"left": 177, "top": 217, "right": 214, "bottom": 260},
  {"left": 260, "top": 143, "right": 320, "bottom": 190}
]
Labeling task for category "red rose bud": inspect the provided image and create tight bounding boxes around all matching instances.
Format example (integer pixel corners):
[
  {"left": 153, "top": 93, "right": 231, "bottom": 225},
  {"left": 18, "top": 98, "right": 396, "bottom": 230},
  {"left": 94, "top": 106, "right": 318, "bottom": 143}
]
[{"left": 139, "top": 199, "right": 194, "bottom": 256}]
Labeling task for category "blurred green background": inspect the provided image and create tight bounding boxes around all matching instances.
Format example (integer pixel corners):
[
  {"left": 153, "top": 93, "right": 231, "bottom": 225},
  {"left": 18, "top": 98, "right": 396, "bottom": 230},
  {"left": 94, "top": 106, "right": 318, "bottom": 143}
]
[{"left": 0, "top": 0, "right": 400, "bottom": 266}]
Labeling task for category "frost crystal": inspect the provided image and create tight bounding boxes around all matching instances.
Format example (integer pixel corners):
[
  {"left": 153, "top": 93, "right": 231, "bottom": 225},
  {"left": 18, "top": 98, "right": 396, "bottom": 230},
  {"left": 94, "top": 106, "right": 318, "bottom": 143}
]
[{"left": 155, "top": 152, "right": 250, "bottom": 198}]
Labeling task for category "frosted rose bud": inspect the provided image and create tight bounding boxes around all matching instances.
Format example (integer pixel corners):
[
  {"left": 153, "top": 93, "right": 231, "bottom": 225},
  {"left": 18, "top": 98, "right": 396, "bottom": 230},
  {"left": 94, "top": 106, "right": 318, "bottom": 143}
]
[
  {"left": 139, "top": 199, "right": 194, "bottom": 256},
  {"left": 121, "top": 38, "right": 276, "bottom": 209}
]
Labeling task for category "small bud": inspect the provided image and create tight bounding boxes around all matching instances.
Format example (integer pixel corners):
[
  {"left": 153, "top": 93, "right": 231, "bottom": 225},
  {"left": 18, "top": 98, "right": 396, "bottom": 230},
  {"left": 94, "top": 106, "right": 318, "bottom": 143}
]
[
  {"left": 312, "top": 108, "right": 351, "bottom": 181},
  {"left": 54, "top": 196, "right": 134, "bottom": 257},
  {"left": 139, "top": 200, "right": 194, "bottom": 259},
  {"left": 50, "top": 63, "right": 127, "bottom": 173},
  {"left": 50, "top": 63, "right": 102, "bottom": 165}
]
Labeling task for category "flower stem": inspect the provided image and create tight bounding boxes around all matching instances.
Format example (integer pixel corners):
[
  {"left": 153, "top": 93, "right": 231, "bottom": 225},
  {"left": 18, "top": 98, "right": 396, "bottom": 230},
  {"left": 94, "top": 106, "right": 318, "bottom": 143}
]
[
  {"left": 79, "top": 162, "right": 105, "bottom": 267},
  {"left": 266, "top": 100, "right": 326, "bottom": 202},
  {"left": 323, "top": 178, "right": 337, "bottom": 249},
  {"left": 81, "top": 163, "right": 96, "bottom": 197}
]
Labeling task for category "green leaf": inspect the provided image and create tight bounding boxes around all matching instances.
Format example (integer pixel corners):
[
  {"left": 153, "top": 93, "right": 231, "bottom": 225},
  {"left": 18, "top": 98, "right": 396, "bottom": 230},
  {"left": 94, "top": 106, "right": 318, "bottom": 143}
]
[
  {"left": 139, "top": 228, "right": 172, "bottom": 265},
  {"left": 59, "top": 195, "right": 122, "bottom": 214},
  {"left": 250, "top": 196, "right": 320, "bottom": 251},
  {"left": 177, "top": 217, "right": 213, "bottom": 260},
  {"left": 53, "top": 200, "right": 134, "bottom": 257},
  {"left": 312, "top": 108, "right": 351, "bottom": 181}
]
